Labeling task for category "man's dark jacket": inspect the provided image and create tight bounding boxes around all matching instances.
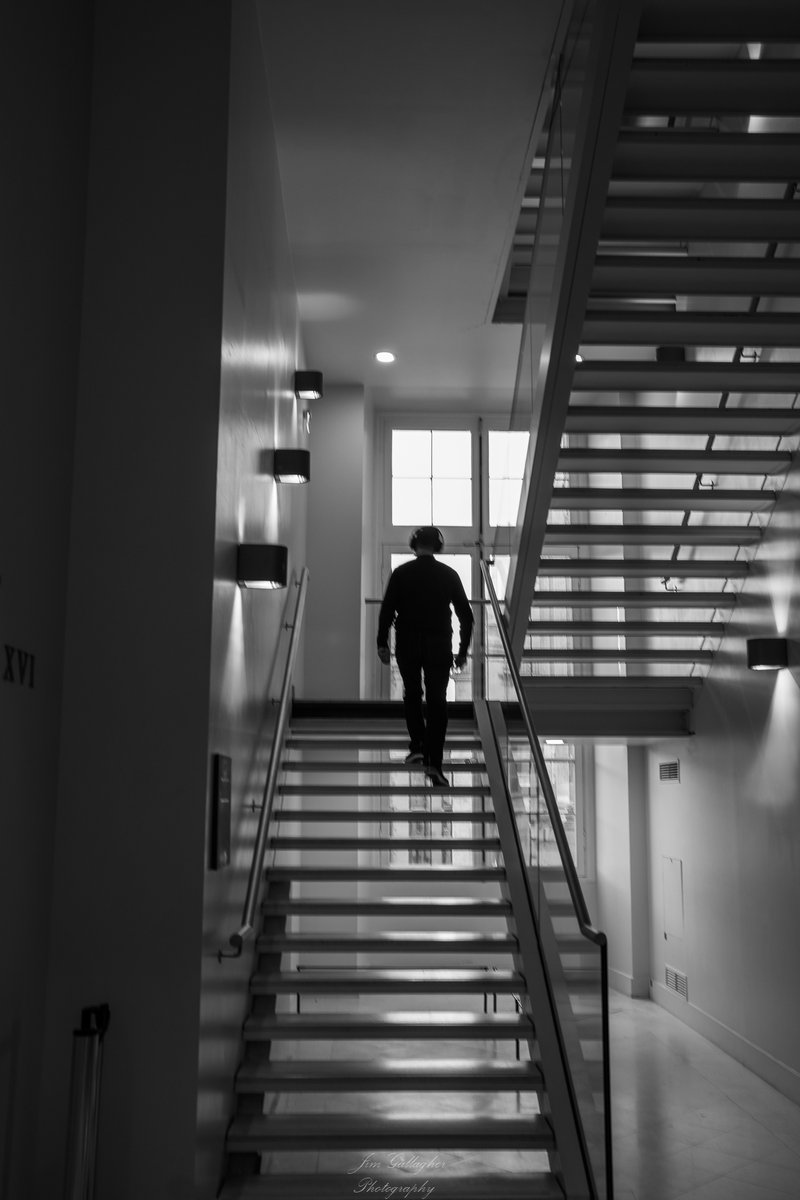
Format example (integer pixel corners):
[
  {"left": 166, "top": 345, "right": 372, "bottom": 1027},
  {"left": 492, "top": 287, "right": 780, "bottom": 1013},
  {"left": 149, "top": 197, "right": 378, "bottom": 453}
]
[{"left": 377, "top": 556, "right": 474, "bottom": 657}]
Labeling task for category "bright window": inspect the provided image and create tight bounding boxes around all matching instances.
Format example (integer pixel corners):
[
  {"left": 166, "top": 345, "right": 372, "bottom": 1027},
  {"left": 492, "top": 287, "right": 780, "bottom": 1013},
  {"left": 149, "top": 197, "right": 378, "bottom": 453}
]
[
  {"left": 488, "top": 430, "right": 529, "bottom": 526},
  {"left": 392, "top": 429, "right": 472, "bottom": 527}
]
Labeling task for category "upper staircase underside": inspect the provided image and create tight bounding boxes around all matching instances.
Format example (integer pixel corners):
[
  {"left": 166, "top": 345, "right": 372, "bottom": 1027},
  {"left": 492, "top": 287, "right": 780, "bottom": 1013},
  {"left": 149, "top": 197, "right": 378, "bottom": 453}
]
[{"left": 491, "top": 0, "right": 800, "bottom": 734}]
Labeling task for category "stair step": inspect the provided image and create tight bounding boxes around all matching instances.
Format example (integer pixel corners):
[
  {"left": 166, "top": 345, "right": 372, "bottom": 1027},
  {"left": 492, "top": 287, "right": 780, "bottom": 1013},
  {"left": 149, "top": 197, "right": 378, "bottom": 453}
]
[
  {"left": 235, "top": 1057, "right": 542, "bottom": 1092},
  {"left": 250, "top": 969, "right": 524, "bottom": 995},
  {"left": 278, "top": 783, "right": 491, "bottom": 796},
  {"left": 243, "top": 1010, "right": 532, "bottom": 1041},
  {"left": 220, "top": 1170, "right": 562, "bottom": 1200},
  {"left": 256, "top": 932, "right": 517, "bottom": 954},
  {"left": 281, "top": 760, "right": 487, "bottom": 773},
  {"left": 262, "top": 897, "right": 512, "bottom": 917},
  {"left": 265, "top": 866, "right": 506, "bottom": 883},
  {"left": 226, "top": 1112, "right": 555, "bottom": 1152},
  {"left": 268, "top": 836, "right": 500, "bottom": 852},
  {"left": 272, "top": 808, "right": 497, "bottom": 824},
  {"left": 286, "top": 735, "right": 483, "bottom": 750}
]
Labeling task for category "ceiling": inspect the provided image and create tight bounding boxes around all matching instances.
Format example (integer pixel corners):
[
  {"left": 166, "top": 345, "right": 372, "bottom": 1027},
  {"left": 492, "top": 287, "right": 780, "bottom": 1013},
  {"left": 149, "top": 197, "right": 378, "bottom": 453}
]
[{"left": 257, "top": 0, "right": 562, "bottom": 408}]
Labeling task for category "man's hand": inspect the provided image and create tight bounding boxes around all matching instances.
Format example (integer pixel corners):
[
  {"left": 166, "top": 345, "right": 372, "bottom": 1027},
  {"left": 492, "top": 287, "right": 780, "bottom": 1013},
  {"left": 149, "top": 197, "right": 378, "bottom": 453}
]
[
  {"left": 377, "top": 645, "right": 391, "bottom": 665},
  {"left": 453, "top": 652, "right": 468, "bottom": 672}
]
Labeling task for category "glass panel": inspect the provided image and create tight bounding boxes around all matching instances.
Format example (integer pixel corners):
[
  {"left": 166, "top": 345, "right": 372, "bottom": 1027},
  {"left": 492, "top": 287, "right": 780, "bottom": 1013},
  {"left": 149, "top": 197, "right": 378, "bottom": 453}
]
[
  {"left": 390, "top": 553, "right": 414, "bottom": 571},
  {"left": 480, "top": 562, "right": 609, "bottom": 1200},
  {"left": 432, "top": 477, "right": 471, "bottom": 526},
  {"left": 433, "top": 429, "right": 471, "bottom": 478},
  {"left": 489, "top": 430, "right": 529, "bottom": 479},
  {"left": 489, "top": 477, "right": 524, "bottom": 527},
  {"left": 392, "top": 478, "right": 431, "bottom": 526},
  {"left": 392, "top": 429, "right": 431, "bottom": 477},
  {"left": 489, "top": 555, "right": 510, "bottom": 601}
]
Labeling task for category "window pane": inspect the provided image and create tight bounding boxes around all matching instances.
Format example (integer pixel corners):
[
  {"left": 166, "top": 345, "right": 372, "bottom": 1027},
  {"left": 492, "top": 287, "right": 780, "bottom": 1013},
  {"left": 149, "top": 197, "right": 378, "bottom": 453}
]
[
  {"left": 393, "top": 478, "right": 431, "bottom": 525},
  {"left": 393, "top": 430, "right": 431, "bottom": 478},
  {"left": 489, "top": 477, "right": 524, "bottom": 526},
  {"left": 489, "top": 556, "right": 510, "bottom": 600},
  {"left": 433, "top": 477, "right": 471, "bottom": 525},
  {"left": 489, "top": 431, "right": 529, "bottom": 478},
  {"left": 433, "top": 430, "right": 471, "bottom": 479},
  {"left": 439, "top": 554, "right": 472, "bottom": 597}
]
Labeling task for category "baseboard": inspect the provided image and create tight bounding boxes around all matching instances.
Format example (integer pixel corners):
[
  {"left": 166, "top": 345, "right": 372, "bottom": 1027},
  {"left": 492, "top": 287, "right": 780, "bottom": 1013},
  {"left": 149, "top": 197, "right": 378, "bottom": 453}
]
[
  {"left": 609, "top": 968, "right": 650, "bottom": 999},
  {"left": 651, "top": 982, "right": 800, "bottom": 1106},
  {"left": 609, "top": 968, "right": 634, "bottom": 996}
]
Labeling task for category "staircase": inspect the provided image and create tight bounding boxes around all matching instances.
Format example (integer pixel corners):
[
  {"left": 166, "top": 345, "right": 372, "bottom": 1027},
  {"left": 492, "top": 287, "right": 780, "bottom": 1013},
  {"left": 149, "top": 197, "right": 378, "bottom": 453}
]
[{"left": 219, "top": 702, "right": 597, "bottom": 1199}]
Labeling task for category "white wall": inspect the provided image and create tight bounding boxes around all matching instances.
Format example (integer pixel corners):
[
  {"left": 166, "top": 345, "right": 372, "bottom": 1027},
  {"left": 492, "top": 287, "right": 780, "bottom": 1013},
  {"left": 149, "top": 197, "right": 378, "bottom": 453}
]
[
  {"left": 303, "top": 384, "right": 366, "bottom": 698},
  {"left": 0, "top": 3, "right": 93, "bottom": 1192},
  {"left": 35, "top": 3, "right": 234, "bottom": 1196},
  {"left": 196, "top": 0, "right": 307, "bottom": 1183},
  {"left": 594, "top": 744, "right": 650, "bottom": 998},
  {"left": 646, "top": 459, "right": 800, "bottom": 1102},
  {"left": 595, "top": 747, "right": 633, "bottom": 991}
]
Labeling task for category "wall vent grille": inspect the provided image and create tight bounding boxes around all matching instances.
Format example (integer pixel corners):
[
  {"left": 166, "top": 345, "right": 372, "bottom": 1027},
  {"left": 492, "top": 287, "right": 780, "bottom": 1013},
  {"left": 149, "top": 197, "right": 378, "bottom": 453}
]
[
  {"left": 659, "top": 760, "right": 680, "bottom": 783},
  {"left": 665, "top": 966, "right": 688, "bottom": 1001}
]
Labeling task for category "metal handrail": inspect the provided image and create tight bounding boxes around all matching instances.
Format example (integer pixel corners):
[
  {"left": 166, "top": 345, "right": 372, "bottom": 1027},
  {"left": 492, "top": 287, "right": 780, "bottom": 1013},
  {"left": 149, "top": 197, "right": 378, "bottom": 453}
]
[
  {"left": 223, "top": 566, "right": 309, "bottom": 958},
  {"left": 480, "top": 557, "right": 613, "bottom": 1199}
]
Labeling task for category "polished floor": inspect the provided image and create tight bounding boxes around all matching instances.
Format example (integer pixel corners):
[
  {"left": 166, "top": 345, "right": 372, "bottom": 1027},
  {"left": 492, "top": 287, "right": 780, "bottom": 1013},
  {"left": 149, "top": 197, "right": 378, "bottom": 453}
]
[
  {"left": 262, "top": 992, "right": 800, "bottom": 1198},
  {"left": 610, "top": 993, "right": 800, "bottom": 1200}
]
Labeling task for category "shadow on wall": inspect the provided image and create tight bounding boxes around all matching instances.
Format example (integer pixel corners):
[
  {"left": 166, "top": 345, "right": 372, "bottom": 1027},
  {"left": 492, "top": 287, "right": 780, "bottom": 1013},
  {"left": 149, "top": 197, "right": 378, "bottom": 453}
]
[
  {"left": 196, "top": 578, "right": 302, "bottom": 1186},
  {"left": 0, "top": 1022, "right": 19, "bottom": 1200}
]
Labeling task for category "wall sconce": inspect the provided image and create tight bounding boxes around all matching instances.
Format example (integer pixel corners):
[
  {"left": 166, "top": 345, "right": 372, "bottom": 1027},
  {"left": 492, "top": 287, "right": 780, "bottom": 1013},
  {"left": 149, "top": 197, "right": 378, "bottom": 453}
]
[
  {"left": 236, "top": 544, "right": 288, "bottom": 589},
  {"left": 294, "top": 370, "right": 323, "bottom": 401},
  {"left": 273, "top": 448, "right": 311, "bottom": 483},
  {"left": 747, "top": 637, "right": 788, "bottom": 671}
]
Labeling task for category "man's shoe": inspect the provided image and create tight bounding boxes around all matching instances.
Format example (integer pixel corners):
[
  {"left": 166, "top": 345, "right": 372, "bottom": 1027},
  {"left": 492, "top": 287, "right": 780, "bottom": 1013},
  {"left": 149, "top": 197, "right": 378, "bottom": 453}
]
[
  {"left": 405, "top": 751, "right": 425, "bottom": 765},
  {"left": 425, "top": 765, "right": 450, "bottom": 788}
]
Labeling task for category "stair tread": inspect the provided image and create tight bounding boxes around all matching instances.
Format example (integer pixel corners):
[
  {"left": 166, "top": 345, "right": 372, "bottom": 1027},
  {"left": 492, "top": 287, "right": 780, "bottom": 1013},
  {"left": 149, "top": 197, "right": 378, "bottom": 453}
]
[
  {"left": 262, "top": 899, "right": 511, "bottom": 917},
  {"left": 278, "top": 783, "right": 491, "bottom": 796},
  {"left": 273, "top": 809, "right": 497, "bottom": 823},
  {"left": 257, "top": 931, "right": 517, "bottom": 950},
  {"left": 265, "top": 866, "right": 505, "bottom": 881},
  {"left": 220, "top": 1171, "right": 561, "bottom": 1200},
  {"left": 227, "top": 1112, "right": 555, "bottom": 1149},
  {"left": 269, "top": 836, "right": 500, "bottom": 851},
  {"left": 235, "top": 1057, "right": 543, "bottom": 1088},
  {"left": 243, "top": 1011, "right": 532, "bottom": 1039},
  {"left": 281, "top": 760, "right": 487, "bottom": 772},
  {"left": 251, "top": 968, "right": 525, "bottom": 993}
]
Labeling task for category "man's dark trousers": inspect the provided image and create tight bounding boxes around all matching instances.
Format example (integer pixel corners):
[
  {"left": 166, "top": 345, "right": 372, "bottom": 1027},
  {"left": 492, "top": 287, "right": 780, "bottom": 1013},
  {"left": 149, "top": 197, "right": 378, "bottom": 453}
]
[{"left": 395, "top": 631, "right": 452, "bottom": 769}]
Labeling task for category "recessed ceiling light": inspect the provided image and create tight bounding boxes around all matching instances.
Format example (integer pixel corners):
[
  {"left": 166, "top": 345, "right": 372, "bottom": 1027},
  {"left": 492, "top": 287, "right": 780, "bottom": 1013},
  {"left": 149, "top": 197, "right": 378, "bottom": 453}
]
[{"left": 376, "top": 350, "right": 395, "bottom": 363}]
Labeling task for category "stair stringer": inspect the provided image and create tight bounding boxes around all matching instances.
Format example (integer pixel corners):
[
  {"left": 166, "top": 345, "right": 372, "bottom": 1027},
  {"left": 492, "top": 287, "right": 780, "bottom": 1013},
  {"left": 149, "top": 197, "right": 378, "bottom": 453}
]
[{"left": 475, "top": 699, "right": 595, "bottom": 1200}]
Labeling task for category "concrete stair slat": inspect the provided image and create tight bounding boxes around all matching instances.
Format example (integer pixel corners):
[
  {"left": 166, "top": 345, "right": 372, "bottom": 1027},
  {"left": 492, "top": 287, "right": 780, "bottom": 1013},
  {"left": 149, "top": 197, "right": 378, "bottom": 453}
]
[
  {"left": 268, "top": 835, "right": 500, "bottom": 852},
  {"left": 242, "top": 1010, "right": 533, "bottom": 1041},
  {"left": 256, "top": 931, "right": 517, "bottom": 954},
  {"left": 234, "top": 1057, "right": 543, "bottom": 1092},
  {"left": 226, "top": 1112, "right": 556, "bottom": 1152},
  {"left": 250, "top": 968, "right": 525, "bottom": 995}
]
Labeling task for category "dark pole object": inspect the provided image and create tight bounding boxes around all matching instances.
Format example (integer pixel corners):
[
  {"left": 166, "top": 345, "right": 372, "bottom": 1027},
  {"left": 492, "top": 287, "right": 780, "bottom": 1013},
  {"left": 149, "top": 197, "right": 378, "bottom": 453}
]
[{"left": 64, "top": 1004, "right": 110, "bottom": 1200}]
